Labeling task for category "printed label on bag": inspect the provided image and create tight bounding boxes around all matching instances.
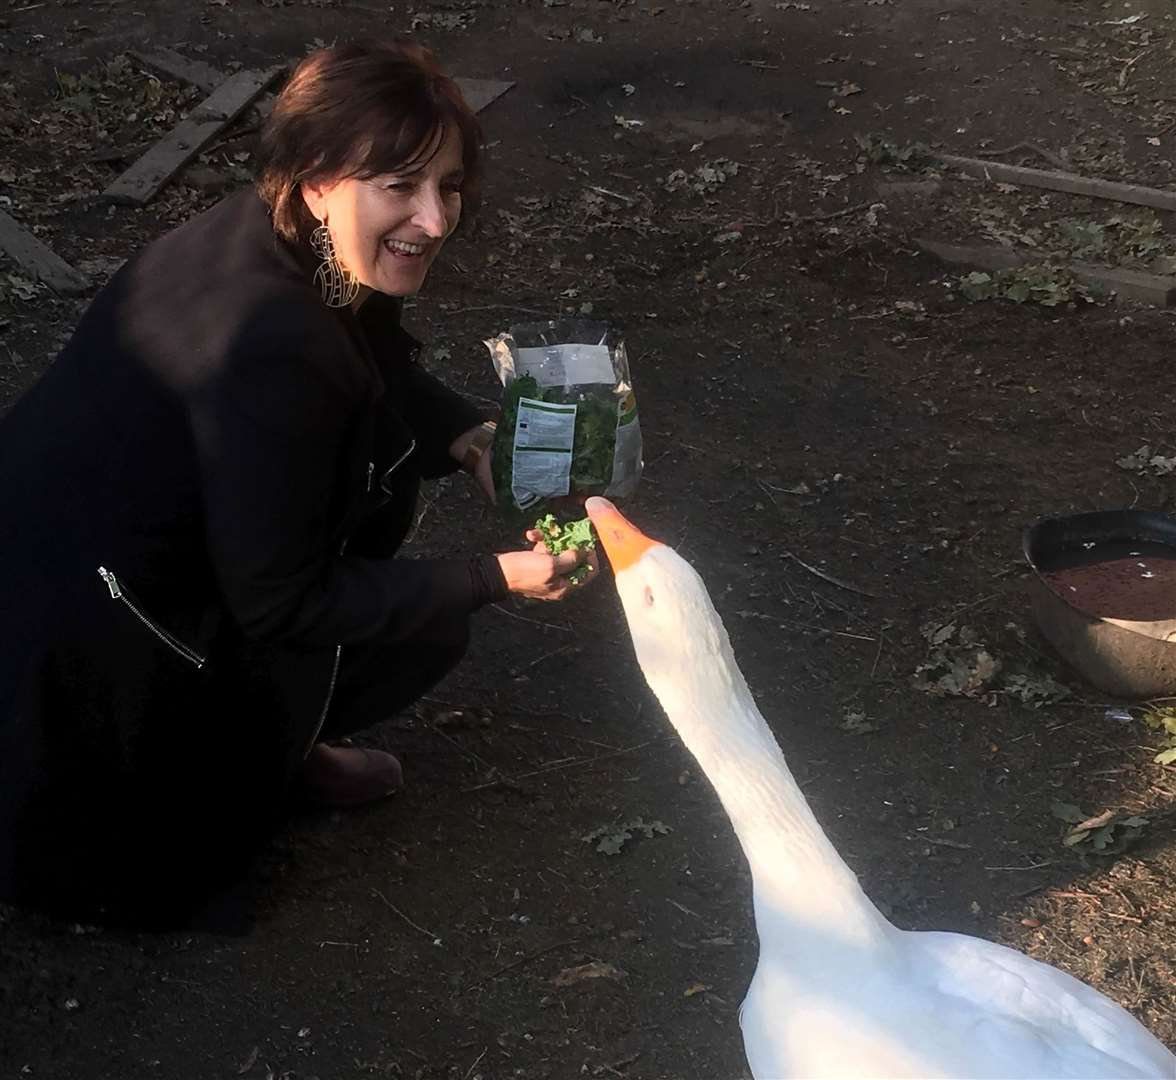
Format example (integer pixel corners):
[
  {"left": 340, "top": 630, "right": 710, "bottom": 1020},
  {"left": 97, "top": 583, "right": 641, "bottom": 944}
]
[
  {"left": 516, "top": 344, "right": 615, "bottom": 388},
  {"left": 606, "top": 392, "right": 642, "bottom": 496},
  {"left": 511, "top": 398, "right": 577, "bottom": 506}
]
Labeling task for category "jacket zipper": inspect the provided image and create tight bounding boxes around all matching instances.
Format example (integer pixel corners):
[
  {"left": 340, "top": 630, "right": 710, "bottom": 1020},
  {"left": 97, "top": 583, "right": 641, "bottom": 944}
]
[
  {"left": 97, "top": 566, "right": 207, "bottom": 670},
  {"left": 378, "top": 439, "right": 416, "bottom": 496},
  {"left": 303, "top": 440, "right": 416, "bottom": 758}
]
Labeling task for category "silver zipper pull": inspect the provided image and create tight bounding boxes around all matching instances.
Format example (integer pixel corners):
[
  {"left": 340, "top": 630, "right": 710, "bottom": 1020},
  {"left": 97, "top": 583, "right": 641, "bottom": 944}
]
[
  {"left": 97, "top": 566, "right": 122, "bottom": 599},
  {"left": 366, "top": 461, "right": 375, "bottom": 492}
]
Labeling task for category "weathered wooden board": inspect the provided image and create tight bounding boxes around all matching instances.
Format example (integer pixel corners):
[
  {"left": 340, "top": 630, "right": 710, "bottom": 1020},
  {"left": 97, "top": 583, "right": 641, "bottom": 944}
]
[
  {"left": 454, "top": 78, "right": 515, "bottom": 114},
  {"left": 132, "top": 48, "right": 279, "bottom": 118},
  {"left": 916, "top": 237, "right": 1176, "bottom": 307},
  {"left": 0, "top": 209, "right": 90, "bottom": 296},
  {"left": 934, "top": 154, "right": 1176, "bottom": 214},
  {"left": 104, "top": 56, "right": 513, "bottom": 208},
  {"left": 130, "top": 47, "right": 223, "bottom": 94},
  {"left": 133, "top": 48, "right": 514, "bottom": 118},
  {"left": 101, "top": 67, "right": 282, "bottom": 206}
]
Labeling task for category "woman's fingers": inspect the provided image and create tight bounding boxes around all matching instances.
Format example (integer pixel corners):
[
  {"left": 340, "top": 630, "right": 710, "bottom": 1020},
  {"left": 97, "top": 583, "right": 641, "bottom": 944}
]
[
  {"left": 551, "top": 548, "right": 582, "bottom": 576},
  {"left": 577, "top": 546, "right": 601, "bottom": 587}
]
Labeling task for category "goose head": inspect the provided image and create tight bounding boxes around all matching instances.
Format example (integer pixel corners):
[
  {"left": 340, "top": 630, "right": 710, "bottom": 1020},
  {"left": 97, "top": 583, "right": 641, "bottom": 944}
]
[{"left": 585, "top": 497, "right": 733, "bottom": 699}]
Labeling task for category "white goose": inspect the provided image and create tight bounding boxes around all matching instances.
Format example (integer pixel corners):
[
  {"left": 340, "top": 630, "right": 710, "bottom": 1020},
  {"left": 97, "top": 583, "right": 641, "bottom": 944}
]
[{"left": 584, "top": 497, "right": 1176, "bottom": 1080}]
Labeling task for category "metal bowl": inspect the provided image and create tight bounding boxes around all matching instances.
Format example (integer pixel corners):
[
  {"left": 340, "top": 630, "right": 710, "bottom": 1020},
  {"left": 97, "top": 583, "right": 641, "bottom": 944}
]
[{"left": 1023, "top": 510, "right": 1176, "bottom": 700}]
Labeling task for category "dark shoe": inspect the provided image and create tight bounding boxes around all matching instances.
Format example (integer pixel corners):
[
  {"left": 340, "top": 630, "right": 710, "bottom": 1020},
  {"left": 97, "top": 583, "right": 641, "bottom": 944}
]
[{"left": 299, "top": 743, "right": 403, "bottom": 807}]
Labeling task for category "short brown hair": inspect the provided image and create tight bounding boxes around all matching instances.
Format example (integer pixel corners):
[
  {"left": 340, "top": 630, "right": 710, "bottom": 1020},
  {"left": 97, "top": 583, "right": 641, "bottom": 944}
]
[{"left": 256, "top": 40, "right": 482, "bottom": 243}]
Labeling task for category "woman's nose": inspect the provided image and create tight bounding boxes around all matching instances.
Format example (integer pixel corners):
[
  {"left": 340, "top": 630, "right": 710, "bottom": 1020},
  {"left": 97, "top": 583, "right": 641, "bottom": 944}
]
[{"left": 413, "top": 188, "right": 449, "bottom": 238}]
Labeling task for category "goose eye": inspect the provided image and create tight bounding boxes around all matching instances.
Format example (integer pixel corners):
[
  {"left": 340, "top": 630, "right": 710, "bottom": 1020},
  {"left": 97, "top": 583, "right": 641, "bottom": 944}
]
[{"left": 643, "top": 586, "right": 655, "bottom": 607}]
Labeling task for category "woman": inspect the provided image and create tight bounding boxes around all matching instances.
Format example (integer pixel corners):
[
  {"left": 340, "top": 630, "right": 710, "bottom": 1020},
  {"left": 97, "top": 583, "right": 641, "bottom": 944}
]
[{"left": 0, "top": 40, "right": 591, "bottom": 923}]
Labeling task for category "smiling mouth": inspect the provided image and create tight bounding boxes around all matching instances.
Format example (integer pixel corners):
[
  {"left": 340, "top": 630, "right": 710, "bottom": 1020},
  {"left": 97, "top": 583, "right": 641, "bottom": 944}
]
[{"left": 384, "top": 238, "right": 428, "bottom": 258}]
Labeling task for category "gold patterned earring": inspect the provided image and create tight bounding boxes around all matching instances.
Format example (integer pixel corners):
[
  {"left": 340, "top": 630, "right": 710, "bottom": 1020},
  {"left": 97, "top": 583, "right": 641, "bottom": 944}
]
[{"left": 310, "top": 220, "right": 359, "bottom": 308}]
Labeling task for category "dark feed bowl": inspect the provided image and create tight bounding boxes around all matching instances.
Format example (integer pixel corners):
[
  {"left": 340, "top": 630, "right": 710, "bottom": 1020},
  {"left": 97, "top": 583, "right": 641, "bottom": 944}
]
[{"left": 1023, "top": 510, "right": 1176, "bottom": 700}]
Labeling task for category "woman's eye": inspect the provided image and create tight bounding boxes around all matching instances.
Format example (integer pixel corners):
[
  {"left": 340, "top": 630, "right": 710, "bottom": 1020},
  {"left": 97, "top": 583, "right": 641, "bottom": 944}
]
[{"left": 384, "top": 181, "right": 413, "bottom": 193}]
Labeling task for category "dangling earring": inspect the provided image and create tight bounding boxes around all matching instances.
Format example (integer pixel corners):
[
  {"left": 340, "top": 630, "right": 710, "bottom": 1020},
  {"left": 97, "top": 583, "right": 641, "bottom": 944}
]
[{"left": 310, "top": 221, "right": 359, "bottom": 308}]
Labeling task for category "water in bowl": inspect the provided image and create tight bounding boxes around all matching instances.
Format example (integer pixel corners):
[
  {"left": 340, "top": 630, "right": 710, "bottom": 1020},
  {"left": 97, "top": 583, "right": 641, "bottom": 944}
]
[{"left": 1039, "top": 538, "right": 1176, "bottom": 622}]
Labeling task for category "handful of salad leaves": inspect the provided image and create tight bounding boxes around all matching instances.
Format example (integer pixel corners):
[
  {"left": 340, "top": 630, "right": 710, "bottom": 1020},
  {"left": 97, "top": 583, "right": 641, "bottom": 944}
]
[
  {"left": 535, "top": 513, "right": 595, "bottom": 585},
  {"left": 485, "top": 320, "right": 642, "bottom": 520}
]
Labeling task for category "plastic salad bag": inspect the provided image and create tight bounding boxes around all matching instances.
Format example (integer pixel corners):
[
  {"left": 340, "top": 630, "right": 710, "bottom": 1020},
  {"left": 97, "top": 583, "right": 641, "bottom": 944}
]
[{"left": 485, "top": 320, "right": 642, "bottom": 515}]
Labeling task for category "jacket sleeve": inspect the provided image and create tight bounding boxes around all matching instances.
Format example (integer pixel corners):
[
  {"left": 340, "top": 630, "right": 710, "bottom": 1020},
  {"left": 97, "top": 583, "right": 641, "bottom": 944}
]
[{"left": 186, "top": 300, "right": 505, "bottom": 648}]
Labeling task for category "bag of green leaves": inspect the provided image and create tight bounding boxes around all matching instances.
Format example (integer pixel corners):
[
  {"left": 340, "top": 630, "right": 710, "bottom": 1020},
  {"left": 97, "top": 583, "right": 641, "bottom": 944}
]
[{"left": 484, "top": 320, "right": 642, "bottom": 516}]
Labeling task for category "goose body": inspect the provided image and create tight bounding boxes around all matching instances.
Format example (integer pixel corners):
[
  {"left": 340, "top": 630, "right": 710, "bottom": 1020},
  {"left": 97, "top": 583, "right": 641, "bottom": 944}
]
[{"left": 584, "top": 497, "right": 1176, "bottom": 1080}]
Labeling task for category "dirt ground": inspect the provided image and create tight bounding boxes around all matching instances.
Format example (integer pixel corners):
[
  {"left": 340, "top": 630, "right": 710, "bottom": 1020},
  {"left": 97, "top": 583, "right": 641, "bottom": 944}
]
[{"left": 2, "top": 0, "right": 1175, "bottom": 1077}]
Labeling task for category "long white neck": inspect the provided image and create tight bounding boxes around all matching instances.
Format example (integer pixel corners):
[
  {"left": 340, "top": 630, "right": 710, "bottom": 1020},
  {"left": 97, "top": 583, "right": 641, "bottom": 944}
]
[{"left": 642, "top": 610, "right": 895, "bottom": 958}]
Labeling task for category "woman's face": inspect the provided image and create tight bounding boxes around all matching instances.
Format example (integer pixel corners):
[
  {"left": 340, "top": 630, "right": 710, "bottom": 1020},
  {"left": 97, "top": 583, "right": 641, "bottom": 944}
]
[{"left": 301, "top": 126, "right": 464, "bottom": 297}]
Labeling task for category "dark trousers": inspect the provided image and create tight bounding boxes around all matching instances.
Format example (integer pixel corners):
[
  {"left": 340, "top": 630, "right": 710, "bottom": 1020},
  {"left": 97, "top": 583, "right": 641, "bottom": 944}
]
[
  {"left": 6, "top": 613, "right": 471, "bottom": 927},
  {"left": 321, "top": 612, "right": 469, "bottom": 742}
]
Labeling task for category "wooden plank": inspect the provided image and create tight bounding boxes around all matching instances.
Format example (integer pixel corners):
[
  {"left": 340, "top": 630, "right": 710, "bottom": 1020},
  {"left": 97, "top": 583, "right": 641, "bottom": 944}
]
[
  {"left": 454, "top": 77, "right": 515, "bottom": 114},
  {"left": 915, "top": 237, "right": 1176, "bottom": 307},
  {"left": 1069, "top": 263, "right": 1176, "bottom": 306},
  {"left": 934, "top": 153, "right": 1176, "bottom": 214},
  {"left": 0, "top": 209, "right": 90, "bottom": 296},
  {"left": 101, "top": 67, "right": 282, "bottom": 207},
  {"left": 130, "top": 47, "right": 224, "bottom": 93},
  {"left": 132, "top": 48, "right": 280, "bottom": 119},
  {"left": 128, "top": 53, "right": 511, "bottom": 120}
]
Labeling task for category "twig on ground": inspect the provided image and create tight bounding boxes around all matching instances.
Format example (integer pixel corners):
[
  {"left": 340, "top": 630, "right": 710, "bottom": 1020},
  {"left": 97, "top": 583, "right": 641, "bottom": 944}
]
[
  {"left": 463, "top": 738, "right": 665, "bottom": 793},
  {"left": 870, "top": 629, "right": 885, "bottom": 677},
  {"left": 797, "top": 200, "right": 874, "bottom": 224},
  {"left": 463, "top": 936, "right": 586, "bottom": 992},
  {"left": 667, "top": 898, "right": 706, "bottom": 921},
  {"left": 784, "top": 618, "right": 875, "bottom": 642},
  {"left": 428, "top": 722, "right": 496, "bottom": 772},
  {"left": 372, "top": 889, "right": 440, "bottom": 943},
  {"left": 464, "top": 1048, "right": 488, "bottom": 1080},
  {"left": 509, "top": 643, "right": 575, "bottom": 678},
  {"left": 783, "top": 549, "right": 881, "bottom": 599},
  {"left": 1117, "top": 48, "right": 1152, "bottom": 90},
  {"left": 448, "top": 304, "right": 555, "bottom": 317},
  {"left": 984, "top": 860, "right": 1054, "bottom": 871},
  {"left": 490, "top": 603, "right": 574, "bottom": 633},
  {"left": 509, "top": 723, "right": 622, "bottom": 753},
  {"left": 587, "top": 184, "right": 636, "bottom": 205},
  {"left": 978, "top": 141, "right": 1070, "bottom": 172}
]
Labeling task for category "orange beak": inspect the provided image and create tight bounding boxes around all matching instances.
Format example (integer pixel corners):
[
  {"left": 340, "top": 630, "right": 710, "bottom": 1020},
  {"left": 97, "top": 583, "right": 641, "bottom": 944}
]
[{"left": 585, "top": 497, "right": 659, "bottom": 573}]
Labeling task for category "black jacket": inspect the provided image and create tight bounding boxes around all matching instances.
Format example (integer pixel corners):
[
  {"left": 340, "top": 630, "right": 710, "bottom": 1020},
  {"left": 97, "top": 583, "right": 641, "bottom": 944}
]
[{"left": 0, "top": 189, "right": 504, "bottom": 907}]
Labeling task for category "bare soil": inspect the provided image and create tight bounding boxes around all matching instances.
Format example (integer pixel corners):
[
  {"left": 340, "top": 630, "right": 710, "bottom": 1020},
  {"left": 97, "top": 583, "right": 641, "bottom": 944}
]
[{"left": 1, "top": 1, "right": 1174, "bottom": 1077}]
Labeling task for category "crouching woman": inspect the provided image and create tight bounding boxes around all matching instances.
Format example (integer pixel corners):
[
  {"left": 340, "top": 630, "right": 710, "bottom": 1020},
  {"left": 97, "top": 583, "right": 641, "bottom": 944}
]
[{"left": 0, "top": 40, "right": 591, "bottom": 924}]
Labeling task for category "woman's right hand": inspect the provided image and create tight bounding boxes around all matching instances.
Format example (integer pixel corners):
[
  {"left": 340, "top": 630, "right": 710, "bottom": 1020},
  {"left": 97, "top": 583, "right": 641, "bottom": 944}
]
[{"left": 495, "top": 538, "right": 588, "bottom": 602}]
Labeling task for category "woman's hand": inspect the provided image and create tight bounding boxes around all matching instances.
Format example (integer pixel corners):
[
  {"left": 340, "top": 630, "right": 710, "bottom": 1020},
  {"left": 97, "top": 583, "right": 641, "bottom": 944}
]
[
  {"left": 451, "top": 421, "right": 498, "bottom": 503},
  {"left": 496, "top": 531, "right": 599, "bottom": 601}
]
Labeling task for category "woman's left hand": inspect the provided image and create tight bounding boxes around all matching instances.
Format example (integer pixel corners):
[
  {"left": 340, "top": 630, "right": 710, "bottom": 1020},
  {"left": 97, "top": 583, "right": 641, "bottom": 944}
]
[{"left": 523, "top": 527, "right": 601, "bottom": 592}]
